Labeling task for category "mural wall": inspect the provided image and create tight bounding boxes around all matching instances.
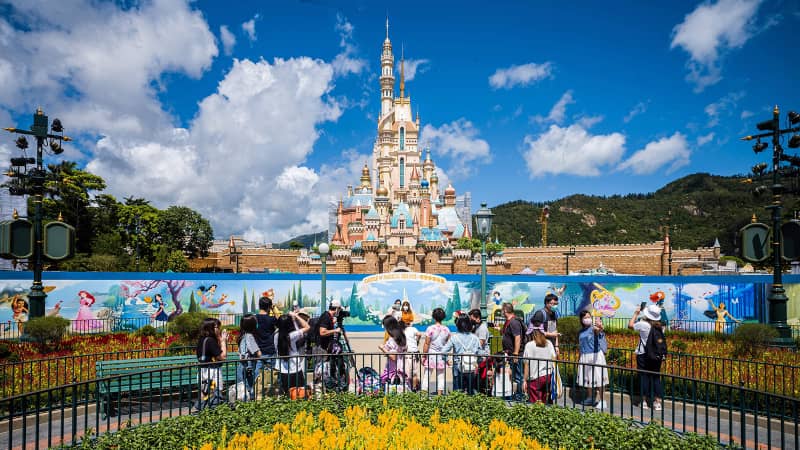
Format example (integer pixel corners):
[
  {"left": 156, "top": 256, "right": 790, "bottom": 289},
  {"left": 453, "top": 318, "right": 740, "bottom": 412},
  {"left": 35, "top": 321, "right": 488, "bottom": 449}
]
[{"left": 0, "top": 272, "right": 792, "bottom": 333}]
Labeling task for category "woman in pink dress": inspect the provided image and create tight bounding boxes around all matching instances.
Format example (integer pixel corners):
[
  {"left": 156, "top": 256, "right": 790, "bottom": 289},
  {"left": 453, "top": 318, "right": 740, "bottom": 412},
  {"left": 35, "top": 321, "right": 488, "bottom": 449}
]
[
  {"left": 421, "top": 307, "right": 450, "bottom": 395},
  {"left": 73, "top": 290, "right": 103, "bottom": 331}
]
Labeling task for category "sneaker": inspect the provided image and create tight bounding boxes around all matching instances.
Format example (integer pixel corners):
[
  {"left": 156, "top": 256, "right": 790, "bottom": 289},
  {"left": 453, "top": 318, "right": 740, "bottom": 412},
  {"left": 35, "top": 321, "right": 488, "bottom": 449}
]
[
  {"left": 580, "top": 397, "right": 596, "bottom": 406},
  {"left": 595, "top": 401, "right": 607, "bottom": 410},
  {"left": 653, "top": 402, "right": 662, "bottom": 411}
]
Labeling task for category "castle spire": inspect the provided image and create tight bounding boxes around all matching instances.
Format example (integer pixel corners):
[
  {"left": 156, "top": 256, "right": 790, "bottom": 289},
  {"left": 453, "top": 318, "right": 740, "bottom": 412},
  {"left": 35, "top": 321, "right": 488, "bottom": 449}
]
[
  {"left": 385, "top": 16, "right": 389, "bottom": 40},
  {"left": 400, "top": 44, "right": 405, "bottom": 98}
]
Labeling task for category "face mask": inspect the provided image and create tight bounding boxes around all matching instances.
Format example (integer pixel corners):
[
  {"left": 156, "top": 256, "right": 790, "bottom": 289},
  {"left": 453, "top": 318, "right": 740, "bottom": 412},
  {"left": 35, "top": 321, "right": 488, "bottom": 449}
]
[
  {"left": 392, "top": 304, "right": 400, "bottom": 310},
  {"left": 402, "top": 306, "right": 409, "bottom": 311},
  {"left": 582, "top": 318, "right": 592, "bottom": 326}
]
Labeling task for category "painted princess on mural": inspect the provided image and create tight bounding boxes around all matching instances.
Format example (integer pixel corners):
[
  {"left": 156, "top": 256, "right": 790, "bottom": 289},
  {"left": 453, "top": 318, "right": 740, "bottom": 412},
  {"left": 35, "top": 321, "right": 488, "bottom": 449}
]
[{"left": 73, "top": 290, "right": 103, "bottom": 331}]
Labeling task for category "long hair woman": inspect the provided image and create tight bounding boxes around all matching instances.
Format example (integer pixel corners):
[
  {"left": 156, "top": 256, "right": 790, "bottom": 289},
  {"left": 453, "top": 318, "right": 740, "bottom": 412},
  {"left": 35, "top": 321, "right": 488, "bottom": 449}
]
[
  {"left": 379, "top": 315, "right": 408, "bottom": 390},
  {"left": 274, "top": 312, "right": 310, "bottom": 396},
  {"left": 236, "top": 314, "right": 262, "bottom": 400},
  {"left": 577, "top": 310, "right": 609, "bottom": 409},
  {"left": 521, "top": 324, "right": 555, "bottom": 403},
  {"left": 196, "top": 317, "right": 227, "bottom": 408},
  {"left": 628, "top": 304, "right": 664, "bottom": 410}
]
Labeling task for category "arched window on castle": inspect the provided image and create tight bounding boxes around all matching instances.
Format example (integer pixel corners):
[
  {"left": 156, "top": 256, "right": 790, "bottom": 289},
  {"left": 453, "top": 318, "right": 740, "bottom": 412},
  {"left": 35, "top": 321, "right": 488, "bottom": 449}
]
[
  {"left": 400, "top": 127, "right": 405, "bottom": 150},
  {"left": 399, "top": 157, "right": 405, "bottom": 188}
]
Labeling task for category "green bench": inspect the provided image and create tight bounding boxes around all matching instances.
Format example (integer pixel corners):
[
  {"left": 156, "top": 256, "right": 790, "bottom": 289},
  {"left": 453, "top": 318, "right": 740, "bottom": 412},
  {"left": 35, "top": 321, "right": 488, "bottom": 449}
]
[{"left": 96, "top": 354, "right": 239, "bottom": 417}]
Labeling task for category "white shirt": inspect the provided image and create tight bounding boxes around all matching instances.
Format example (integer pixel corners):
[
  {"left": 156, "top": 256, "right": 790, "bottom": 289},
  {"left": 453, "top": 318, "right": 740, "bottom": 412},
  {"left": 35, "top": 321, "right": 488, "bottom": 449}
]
[
  {"left": 404, "top": 325, "right": 421, "bottom": 352},
  {"left": 472, "top": 322, "right": 490, "bottom": 354},
  {"left": 523, "top": 340, "right": 556, "bottom": 380},
  {"left": 274, "top": 330, "right": 305, "bottom": 374},
  {"left": 633, "top": 321, "right": 652, "bottom": 355}
]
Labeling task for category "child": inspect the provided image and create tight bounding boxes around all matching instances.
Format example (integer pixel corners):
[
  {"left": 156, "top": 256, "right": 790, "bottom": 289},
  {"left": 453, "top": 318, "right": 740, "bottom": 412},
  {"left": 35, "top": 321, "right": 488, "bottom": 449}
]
[{"left": 237, "top": 314, "right": 262, "bottom": 400}]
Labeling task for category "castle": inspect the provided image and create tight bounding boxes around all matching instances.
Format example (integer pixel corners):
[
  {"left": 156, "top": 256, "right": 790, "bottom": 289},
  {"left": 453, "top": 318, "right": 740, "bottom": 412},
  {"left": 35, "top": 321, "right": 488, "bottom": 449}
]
[{"left": 330, "top": 22, "right": 472, "bottom": 251}]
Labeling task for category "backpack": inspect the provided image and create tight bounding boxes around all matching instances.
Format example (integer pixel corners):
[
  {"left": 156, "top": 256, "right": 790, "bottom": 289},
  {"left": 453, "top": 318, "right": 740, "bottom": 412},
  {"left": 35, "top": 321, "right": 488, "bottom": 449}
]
[
  {"left": 356, "top": 366, "right": 381, "bottom": 395},
  {"left": 504, "top": 316, "right": 528, "bottom": 347},
  {"left": 643, "top": 326, "right": 668, "bottom": 364}
]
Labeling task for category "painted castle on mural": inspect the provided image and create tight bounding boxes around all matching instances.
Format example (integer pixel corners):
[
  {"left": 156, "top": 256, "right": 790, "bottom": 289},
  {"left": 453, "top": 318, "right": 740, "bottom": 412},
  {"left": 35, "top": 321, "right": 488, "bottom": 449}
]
[{"left": 330, "top": 22, "right": 472, "bottom": 250}]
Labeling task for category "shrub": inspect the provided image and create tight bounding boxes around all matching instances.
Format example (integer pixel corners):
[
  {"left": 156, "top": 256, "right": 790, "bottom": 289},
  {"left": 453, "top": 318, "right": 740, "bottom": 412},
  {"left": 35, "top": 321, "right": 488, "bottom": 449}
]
[
  {"left": 731, "top": 323, "right": 778, "bottom": 358},
  {"left": 167, "top": 312, "right": 209, "bottom": 344},
  {"left": 80, "top": 393, "right": 720, "bottom": 450},
  {"left": 0, "top": 342, "right": 12, "bottom": 359},
  {"left": 24, "top": 316, "right": 70, "bottom": 351},
  {"left": 134, "top": 325, "right": 159, "bottom": 337},
  {"left": 605, "top": 347, "right": 628, "bottom": 366},
  {"left": 556, "top": 315, "right": 580, "bottom": 346},
  {"left": 670, "top": 339, "right": 688, "bottom": 353}
]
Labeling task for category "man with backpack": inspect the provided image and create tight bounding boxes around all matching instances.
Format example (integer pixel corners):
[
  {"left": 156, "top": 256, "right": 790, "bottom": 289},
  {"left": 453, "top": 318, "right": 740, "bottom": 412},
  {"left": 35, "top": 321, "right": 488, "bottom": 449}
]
[
  {"left": 497, "top": 302, "right": 526, "bottom": 401},
  {"left": 628, "top": 303, "right": 666, "bottom": 411},
  {"left": 532, "top": 293, "right": 560, "bottom": 357},
  {"left": 316, "top": 299, "right": 347, "bottom": 391}
]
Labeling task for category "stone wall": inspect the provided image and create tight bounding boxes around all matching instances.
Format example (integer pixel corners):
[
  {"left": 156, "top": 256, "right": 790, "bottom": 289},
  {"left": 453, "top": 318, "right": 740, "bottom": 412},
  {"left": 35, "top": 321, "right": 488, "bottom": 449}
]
[{"left": 190, "top": 241, "right": 720, "bottom": 276}]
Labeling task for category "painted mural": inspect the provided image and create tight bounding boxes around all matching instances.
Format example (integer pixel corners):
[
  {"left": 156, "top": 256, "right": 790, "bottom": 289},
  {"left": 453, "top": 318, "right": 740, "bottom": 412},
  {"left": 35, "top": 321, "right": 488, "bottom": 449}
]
[{"left": 0, "top": 273, "right": 789, "bottom": 334}]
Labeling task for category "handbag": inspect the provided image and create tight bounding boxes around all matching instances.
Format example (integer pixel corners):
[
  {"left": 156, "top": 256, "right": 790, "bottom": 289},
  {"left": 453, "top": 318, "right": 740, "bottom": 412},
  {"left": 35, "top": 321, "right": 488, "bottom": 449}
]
[
  {"left": 549, "top": 365, "right": 564, "bottom": 401},
  {"left": 197, "top": 338, "right": 222, "bottom": 409}
]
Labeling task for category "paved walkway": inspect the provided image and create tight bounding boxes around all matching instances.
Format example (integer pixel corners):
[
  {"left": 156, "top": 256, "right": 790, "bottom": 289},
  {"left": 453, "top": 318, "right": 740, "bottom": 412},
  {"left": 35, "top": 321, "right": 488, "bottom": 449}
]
[{"left": 0, "top": 332, "right": 795, "bottom": 449}]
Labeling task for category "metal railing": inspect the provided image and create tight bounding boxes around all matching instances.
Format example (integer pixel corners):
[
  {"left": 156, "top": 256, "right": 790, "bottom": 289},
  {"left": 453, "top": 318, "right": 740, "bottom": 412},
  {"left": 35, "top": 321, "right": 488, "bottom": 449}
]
[
  {"left": 0, "top": 313, "right": 244, "bottom": 340},
  {"left": 0, "top": 352, "right": 797, "bottom": 449}
]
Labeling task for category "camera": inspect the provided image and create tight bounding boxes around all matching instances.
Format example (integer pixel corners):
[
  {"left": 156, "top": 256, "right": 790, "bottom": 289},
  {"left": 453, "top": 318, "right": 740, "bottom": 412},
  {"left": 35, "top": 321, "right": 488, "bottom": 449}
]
[{"left": 337, "top": 308, "right": 351, "bottom": 319}]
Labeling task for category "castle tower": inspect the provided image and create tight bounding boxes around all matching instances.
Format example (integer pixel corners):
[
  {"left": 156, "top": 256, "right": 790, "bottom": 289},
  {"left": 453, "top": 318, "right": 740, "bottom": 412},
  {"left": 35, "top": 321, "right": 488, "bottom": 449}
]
[{"left": 380, "top": 18, "right": 395, "bottom": 118}]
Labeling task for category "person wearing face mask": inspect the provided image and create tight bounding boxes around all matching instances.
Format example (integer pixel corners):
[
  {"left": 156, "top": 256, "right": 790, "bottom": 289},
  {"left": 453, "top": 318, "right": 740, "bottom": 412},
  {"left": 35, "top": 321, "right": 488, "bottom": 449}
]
[
  {"left": 384, "top": 299, "right": 403, "bottom": 343},
  {"left": 577, "top": 310, "right": 609, "bottom": 409},
  {"left": 400, "top": 300, "right": 415, "bottom": 325}
]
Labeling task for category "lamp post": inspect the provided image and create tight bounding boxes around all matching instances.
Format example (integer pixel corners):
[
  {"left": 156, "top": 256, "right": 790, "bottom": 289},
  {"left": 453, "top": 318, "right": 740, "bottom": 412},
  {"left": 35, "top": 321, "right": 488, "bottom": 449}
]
[
  {"left": 475, "top": 203, "right": 494, "bottom": 319},
  {"left": 741, "top": 105, "right": 800, "bottom": 347},
  {"left": 562, "top": 246, "right": 576, "bottom": 275},
  {"left": 318, "top": 242, "right": 330, "bottom": 315},
  {"left": 3, "top": 108, "right": 69, "bottom": 319},
  {"left": 661, "top": 211, "right": 674, "bottom": 275}
]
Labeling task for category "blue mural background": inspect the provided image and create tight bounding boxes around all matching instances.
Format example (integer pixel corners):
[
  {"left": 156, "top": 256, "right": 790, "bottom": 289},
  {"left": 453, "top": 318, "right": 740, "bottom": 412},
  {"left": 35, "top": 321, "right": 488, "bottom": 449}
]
[{"left": 0, "top": 272, "right": 791, "bottom": 332}]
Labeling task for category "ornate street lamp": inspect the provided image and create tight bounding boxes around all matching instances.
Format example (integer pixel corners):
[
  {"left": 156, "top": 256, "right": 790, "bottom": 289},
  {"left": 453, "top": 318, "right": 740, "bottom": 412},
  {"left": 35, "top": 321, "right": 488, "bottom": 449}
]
[
  {"left": 475, "top": 203, "right": 494, "bottom": 319},
  {"left": 3, "top": 108, "right": 70, "bottom": 318},
  {"left": 741, "top": 105, "right": 800, "bottom": 347},
  {"left": 318, "top": 242, "right": 330, "bottom": 316}
]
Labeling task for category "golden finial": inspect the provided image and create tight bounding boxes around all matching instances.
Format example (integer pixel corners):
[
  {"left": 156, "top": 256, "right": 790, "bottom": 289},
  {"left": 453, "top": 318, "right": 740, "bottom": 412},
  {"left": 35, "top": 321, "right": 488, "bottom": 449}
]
[
  {"left": 774, "top": 105, "right": 779, "bottom": 115},
  {"left": 12, "top": 209, "right": 18, "bottom": 219},
  {"left": 751, "top": 213, "right": 757, "bottom": 223},
  {"left": 58, "top": 211, "right": 63, "bottom": 221},
  {"left": 36, "top": 106, "right": 43, "bottom": 115}
]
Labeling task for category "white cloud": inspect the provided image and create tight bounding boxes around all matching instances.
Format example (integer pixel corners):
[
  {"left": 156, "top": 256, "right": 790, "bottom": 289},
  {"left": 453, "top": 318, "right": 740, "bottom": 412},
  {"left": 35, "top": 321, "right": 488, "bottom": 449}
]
[
  {"left": 618, "top": 132, "right": 690, "bottom": 174},
  {"left": 242, "top": 14, "right": 259, "bottom": 42},
  {"left": 522, "top": 124, "right": 626, "bottom": 177},
  {"left": 670, "top": 0, "right": 763, "bottom": 91},
  {"left": 704, "top": 91, "right": 745, "bottom": 127},
  {"left": 331, "top": 13, "right": 367, "bottom": 76},
  {"left": 532, "top": 91, "right": 574, "bottom": 124},
  {"left": 741, "top": 110, "right": 754, "bottom": 119},
  {"left": 421, "top": 119, "right": 491, "bottom": 178},
  {"left": 489, "top": 62, "right": 553, "bottom": 89},
  {"left": 220, "top": 25, "right": 236, "bottom": 55},
  {"left": 624, "top": 101, "right": 648, "bottom": 123},
  {"left": 84, "top": 54, "right": 347, "bottom": 243},
  {"left": 697, "top": 132, "right": 715, "bottom": 146},
  {"left": 402, "top": 58, "right": 429, "bottom": 81},
  {"left": 0, "top": 0, "right": 218, "bottom": 136}
]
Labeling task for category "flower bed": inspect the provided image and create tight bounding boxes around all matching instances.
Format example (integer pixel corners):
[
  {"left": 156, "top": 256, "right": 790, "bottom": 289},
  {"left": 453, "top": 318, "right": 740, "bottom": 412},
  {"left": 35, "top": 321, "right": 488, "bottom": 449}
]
[{"left": 77, "top": 393, "right": 721, "bottom": 449}]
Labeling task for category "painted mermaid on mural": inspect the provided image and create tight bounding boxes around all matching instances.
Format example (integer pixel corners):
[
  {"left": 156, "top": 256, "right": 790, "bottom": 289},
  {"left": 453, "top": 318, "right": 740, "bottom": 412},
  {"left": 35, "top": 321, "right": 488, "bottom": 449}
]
[{"left": 73, "top": 290, "right": 103, "bottom": 331}]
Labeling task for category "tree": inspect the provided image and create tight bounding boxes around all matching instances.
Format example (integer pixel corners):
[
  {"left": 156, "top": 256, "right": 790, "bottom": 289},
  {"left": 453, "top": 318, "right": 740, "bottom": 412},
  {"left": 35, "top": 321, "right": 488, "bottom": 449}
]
[
  {"left": 250, "top": 292, "right": 256, "bottom": 313},
  {"left": 123, "top": 279, "right": 190, "bottom": 320},
  {"left": 289, "top": 241, "right": 304, "bottom": 249},
  {"left": 188, "top": 292, "right": 198, "bottom": 313},
  {"left": 118, "top": 201, "right": 160, "bottom": 270},
  {"left": 158, "top": 206, "right": 213, "bottom": 258}
]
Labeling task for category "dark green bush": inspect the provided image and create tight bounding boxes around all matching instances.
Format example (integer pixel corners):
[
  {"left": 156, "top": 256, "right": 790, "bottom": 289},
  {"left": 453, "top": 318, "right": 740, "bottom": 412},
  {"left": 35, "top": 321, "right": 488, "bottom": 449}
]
[
  {"left": 24, "top": 316, "right": 70, "bottom": 351},
  {"left": 0, "top": 342, "right": 12, "bottom": 360},
  {"left": 133, "top": 325, "right": 159, "bottom": 337},
  {"left": 731, "top": 323, "right": 778, "bottom": 358},
  {"left": 557, "top": 315, "right": 580, "bottom": 346},
  {"left": 605, "top": 347, "right": 628, "bottom": 366},
  {"left": 670, "top": 339, "right": 688, "bottom": 353},
  {"left": 77, "top": 393, "right": 720, "bottom": 450},
  {"left": 166, "top": 312, "right": 208, "bottom": 344}
]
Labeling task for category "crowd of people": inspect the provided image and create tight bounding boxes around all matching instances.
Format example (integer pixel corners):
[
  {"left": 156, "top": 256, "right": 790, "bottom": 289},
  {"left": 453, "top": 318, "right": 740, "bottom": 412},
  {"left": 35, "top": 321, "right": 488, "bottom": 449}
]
[{"left": 195, "top": 290, "right": 665, "bottom": 412}]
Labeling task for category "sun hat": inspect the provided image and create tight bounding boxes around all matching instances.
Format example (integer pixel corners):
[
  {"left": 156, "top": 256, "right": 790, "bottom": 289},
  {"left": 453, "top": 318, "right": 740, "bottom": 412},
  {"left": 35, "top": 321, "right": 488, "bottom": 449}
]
[
  {"left": 643, "top": 304, "right": 661, "bottom": 321},
  {"left": 330, "top": 299, "right": 341, "bottom": 308}
]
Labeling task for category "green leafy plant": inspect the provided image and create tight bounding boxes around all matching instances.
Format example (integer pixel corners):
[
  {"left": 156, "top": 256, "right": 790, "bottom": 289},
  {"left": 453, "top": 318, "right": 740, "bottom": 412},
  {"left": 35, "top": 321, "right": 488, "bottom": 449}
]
[
  {"left": 670, "top": 339, "right": 688, "bottom": 353},
  {"left": 605, "top": 347, "right": 627, "bottom": 366},
  {"left": 77, "top": 393, "right": 720, "bottom": 450},
  {"left": 556, "top": 315, "right": 580, "bottom": 346},
  {"left": 731, "top": 323, "right": 778, "bottom": 358},
  {"left": 133, "top": 325, "right": 159, "bottom": 337},
  {"left": 24, "top": 316, "right": 70, "bottom": 351},
  {"left": 166, "top": 312, "right": 208, "bottom": 344}
]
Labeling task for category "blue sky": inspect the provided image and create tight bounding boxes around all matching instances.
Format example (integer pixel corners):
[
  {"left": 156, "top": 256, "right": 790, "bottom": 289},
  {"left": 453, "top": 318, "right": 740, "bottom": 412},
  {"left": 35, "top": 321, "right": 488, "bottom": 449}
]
[{"left": 0, "top": 0, "right": 798, "bottom": 243}]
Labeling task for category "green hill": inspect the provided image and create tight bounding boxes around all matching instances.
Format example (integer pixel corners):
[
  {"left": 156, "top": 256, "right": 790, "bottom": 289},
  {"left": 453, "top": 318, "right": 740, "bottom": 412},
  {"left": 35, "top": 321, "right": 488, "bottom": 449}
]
[{"left": 490, "top": 172, "right": 798, "bottom": 255}]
